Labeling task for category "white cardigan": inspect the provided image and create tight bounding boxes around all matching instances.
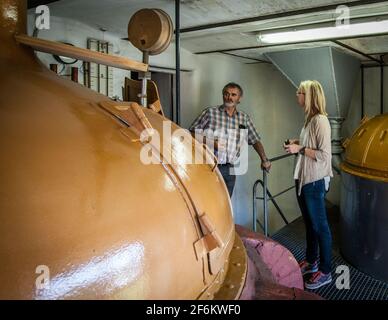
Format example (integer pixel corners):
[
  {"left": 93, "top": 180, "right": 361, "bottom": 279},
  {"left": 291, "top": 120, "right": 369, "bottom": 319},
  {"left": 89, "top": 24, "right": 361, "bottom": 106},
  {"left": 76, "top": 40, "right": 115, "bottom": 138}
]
[{"left": 294, "top": 114, "right": 333, "bottom": 195}]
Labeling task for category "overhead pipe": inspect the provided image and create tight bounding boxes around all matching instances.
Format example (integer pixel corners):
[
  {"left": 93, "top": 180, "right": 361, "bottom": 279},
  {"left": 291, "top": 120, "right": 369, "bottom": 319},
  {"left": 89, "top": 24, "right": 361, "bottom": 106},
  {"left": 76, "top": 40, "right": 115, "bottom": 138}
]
[
  {"left": 361, "top": 65, "right": 365, "bottom": 119},
  {"left": 329, "top": 118, "right": 344, "bottom": 175},
  {"left": 175, "top": 0, "right": 181, "bottom": 125},
  {"left": 381, "top": 61, "right": 384, "bottom": 114},
  {"left": 140, "top": 51, "right": 149, "bottom": 107}
]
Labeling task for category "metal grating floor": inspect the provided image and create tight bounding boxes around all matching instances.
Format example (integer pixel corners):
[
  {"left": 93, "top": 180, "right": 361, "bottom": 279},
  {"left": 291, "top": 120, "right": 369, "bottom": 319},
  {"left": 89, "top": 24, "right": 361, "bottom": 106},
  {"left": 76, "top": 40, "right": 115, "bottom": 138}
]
[{"left": 271, "top": 208, "right": 388, "bottom": 300}]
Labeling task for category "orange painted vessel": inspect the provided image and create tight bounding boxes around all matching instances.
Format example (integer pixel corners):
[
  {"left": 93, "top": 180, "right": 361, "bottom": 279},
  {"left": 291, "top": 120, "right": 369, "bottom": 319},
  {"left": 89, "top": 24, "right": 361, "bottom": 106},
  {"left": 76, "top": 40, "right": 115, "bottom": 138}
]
[{"left": 0, "top": 0, "right": 236, "bottom": 299}]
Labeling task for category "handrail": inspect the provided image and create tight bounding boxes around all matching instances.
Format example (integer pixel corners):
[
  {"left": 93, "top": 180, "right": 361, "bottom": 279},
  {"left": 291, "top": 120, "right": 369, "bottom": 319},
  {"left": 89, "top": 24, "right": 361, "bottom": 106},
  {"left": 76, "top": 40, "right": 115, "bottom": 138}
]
[
  {"left": 254, "top": 180, "right": 291, "bottom": 225},
  {"left": 268, "top": 153, "right": 294, "bottom": 162},
  {"left": 253, "top": 153, "right": 294, "bottom": 236},
  {"left": 256, "top": 185, "right": 295, "bottom": 201}
]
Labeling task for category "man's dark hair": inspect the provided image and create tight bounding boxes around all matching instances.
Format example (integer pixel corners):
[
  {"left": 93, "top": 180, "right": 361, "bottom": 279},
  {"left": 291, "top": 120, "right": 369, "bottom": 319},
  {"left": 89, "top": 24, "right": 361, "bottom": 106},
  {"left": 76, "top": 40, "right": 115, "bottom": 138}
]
[{"left": 222, "top": 82, "right": 243, "bottom": 96}]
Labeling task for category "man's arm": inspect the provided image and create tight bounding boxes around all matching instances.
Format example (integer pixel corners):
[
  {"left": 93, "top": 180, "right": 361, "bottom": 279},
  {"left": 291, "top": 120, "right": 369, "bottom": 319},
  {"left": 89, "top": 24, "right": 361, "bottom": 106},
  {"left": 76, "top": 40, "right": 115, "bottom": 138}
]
[
  {"left": 253, "top": 141, "right": 271, "bottom": 171},
  {"left": 245, "top": 115, "right": 271, "bottom": 172}
]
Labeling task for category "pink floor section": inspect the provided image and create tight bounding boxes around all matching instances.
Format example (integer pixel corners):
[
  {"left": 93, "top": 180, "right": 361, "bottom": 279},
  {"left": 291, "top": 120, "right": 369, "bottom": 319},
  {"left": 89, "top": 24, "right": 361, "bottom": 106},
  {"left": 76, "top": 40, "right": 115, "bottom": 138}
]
[{"left": 236, "top": 224, "right": 322, "bottom": 300}]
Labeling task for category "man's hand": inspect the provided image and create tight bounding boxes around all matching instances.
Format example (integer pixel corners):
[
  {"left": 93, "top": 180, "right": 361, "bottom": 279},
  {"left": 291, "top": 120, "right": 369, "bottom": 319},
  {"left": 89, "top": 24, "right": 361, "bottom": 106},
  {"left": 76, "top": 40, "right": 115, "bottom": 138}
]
[{"left": 261, "top": 159, "right": 271, "bottom": 172}]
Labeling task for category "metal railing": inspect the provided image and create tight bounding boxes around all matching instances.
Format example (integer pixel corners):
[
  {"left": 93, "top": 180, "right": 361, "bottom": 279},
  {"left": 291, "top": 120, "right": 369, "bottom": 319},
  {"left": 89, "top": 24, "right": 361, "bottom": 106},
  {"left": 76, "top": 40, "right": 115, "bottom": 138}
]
[{"left": 253, "top": 153, "right": 295, "bottom": 236}]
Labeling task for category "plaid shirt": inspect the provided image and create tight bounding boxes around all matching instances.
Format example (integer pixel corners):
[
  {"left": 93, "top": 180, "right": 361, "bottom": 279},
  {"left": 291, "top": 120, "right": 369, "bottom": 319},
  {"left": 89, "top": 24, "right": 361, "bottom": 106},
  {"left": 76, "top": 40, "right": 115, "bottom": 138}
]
[{"left": 189, "top": 105, "right": 261, "bottom": 164}]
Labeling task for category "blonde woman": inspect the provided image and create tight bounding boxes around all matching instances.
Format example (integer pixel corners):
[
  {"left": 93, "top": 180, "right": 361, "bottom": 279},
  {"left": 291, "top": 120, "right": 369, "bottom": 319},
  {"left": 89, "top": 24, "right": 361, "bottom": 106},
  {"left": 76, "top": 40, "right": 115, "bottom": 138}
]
[{"left": 284, "top": 80, "right": 333, "bottom": 290}]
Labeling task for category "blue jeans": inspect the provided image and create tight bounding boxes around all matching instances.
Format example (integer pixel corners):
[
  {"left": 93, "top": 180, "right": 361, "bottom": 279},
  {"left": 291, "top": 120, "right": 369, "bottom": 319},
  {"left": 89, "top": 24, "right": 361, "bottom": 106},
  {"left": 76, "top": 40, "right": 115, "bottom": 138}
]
[
  {"left": 296, "top": 179, "right": 332, "bottom": 274},
  {"left": 218, "top": 164, "right": 236, "bottom": 197}
]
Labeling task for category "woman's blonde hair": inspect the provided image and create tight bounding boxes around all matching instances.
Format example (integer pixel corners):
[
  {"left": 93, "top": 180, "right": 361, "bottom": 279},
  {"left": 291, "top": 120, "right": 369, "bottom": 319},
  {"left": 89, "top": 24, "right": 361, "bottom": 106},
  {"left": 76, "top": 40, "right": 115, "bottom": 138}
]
[{"left": 298, "top": 80, "right": 327, "bottom": 126}]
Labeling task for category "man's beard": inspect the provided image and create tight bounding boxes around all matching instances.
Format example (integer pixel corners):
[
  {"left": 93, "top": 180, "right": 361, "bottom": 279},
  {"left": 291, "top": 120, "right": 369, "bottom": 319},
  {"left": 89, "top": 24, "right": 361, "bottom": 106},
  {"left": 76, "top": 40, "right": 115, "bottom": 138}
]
[{"left": 224, "top": 102, "right": 235, "bottom": 108}]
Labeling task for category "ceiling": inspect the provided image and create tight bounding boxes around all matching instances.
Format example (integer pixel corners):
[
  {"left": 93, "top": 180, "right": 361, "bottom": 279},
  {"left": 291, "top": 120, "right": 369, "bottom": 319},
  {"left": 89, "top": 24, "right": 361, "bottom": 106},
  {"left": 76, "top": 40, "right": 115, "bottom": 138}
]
[{"left": 29, "top": 0, "right": 388, "bottom": 64}]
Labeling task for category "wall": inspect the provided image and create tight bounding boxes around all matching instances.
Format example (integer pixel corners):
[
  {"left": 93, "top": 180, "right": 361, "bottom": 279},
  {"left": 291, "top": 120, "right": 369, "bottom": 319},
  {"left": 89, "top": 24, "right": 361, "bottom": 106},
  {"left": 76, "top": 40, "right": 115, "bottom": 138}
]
[
  {"left": 344, "top": 67, "right": 387, "bottom": 137},
  {"left": 26, "top": 14, "right": 321, "bottom": 234}
]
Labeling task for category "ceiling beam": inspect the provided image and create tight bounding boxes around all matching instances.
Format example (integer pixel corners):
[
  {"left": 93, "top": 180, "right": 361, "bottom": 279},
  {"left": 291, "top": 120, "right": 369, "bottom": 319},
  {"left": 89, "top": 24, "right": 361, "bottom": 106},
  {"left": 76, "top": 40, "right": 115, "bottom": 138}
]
[
  {"left": 366, "top": 51, "right": 388, "bottom": 56},
  {"left": 196, "top": 39, "right": 382, "bottom": 63},
  {"left": 220, "top": 52, "right": 271, "bottom": 63},
  {"left": 332, "top": 40, "right": 382, "bottom": 63},
  {"left": 181, "top": 0, "right": 388, "bottom": 33},
  {"left": 362, "top": 64, "right": 388, "bottom": 68},
  {"left": 195, "top": 41, "right": 328, "bottom": 55},
  {"left": 245, "top": 62, "right": 271, "bottom": 65}
]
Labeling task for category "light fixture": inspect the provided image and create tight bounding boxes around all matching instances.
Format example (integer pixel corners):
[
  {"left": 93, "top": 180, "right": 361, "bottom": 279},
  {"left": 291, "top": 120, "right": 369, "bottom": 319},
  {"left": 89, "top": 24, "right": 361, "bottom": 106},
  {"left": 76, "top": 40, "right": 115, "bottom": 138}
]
[{"left": 257, "top": 19, "right": 388, "bottom": 44}]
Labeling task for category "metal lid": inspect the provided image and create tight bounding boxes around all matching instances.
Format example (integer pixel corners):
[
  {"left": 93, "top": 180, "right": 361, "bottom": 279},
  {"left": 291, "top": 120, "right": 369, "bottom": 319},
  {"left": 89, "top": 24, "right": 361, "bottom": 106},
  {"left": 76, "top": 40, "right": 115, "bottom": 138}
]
[{"left": 341, "top": 114, "right": 388, "bottom": 182}]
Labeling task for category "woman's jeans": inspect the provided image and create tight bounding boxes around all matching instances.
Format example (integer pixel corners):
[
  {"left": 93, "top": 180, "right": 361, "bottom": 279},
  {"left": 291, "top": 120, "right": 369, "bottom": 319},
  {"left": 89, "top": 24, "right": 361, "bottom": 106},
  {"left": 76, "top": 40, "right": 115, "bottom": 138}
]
[{"left": 296, "top": 179, "right": 332, "bottom": 274}]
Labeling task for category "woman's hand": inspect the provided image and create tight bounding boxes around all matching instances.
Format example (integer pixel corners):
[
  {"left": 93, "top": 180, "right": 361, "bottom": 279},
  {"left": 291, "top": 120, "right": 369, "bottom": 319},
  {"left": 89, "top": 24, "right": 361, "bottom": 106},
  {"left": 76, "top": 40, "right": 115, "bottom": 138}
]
[
  {"left": 283, "top": 138, "right": 299, "bottom": 148},
  {"left": 284, "top": 143, "right": 303, "bottom": 154},
  {"left": 288, "top": 139, "right": 299, "bottom": 145}
]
